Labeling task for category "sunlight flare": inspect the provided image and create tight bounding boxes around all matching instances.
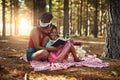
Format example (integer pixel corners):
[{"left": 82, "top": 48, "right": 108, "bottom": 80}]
[{"left": 18, "top": 17, "right": 32, "bottom": 36}]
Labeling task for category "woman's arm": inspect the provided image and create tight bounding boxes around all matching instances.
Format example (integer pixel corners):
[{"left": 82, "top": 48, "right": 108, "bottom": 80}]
[
  {"left": 42, "top": 36, "right": 49, "bottom": 47},
  {"left": 30, "top": 28, "right": 45, "bottom": 50}
]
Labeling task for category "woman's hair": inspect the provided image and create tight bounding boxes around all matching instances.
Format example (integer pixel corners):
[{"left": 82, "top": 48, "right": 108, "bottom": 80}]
[{"left": 40, "top": 12, "right": 53, "bottom": 23}]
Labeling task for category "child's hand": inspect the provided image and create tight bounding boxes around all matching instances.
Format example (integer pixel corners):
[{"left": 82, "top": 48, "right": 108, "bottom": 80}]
[
  {"left": 56, "top": 45, "right": 63, "bottom": 49},
  {"left": 69, "top": 39, "right": 74, "bottom": 43},
  {"left": 53, "top": 45, "right": 63, "bottom": 52}
]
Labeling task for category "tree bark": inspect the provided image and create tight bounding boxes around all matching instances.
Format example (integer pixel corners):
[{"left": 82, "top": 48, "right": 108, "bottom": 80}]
[
  {"left": 10, "top": 0, "right": 13, "bottom": 36},
  {"left": 63, "top": 0, "right": 69, "bottom": 38},
  {"left": 14, "top": 0, "right": 19, "bottom": 36},
  {"left": 2, "top": 0, "right": 6, "bottom": 37},
  {"left": 33, "top": 0, "right": 46, "bottom": 26},
  {"left": 79, "top": 0, "right": 83, "bottom": 36},
  {"left": 85, "top": 0, "right": 88, "bottom": 36},
  {"left": 105, "top": 0, "right": 120, "bottom": 59},
  {"left": 93, "top": 0, "right": 98, "bottom": 38},
  {"left": 49, "top": 0, "right": 52, "bottom": 13}
]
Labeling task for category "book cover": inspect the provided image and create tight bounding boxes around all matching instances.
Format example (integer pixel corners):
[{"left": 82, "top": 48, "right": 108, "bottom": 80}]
[{"left": 51, "top": 38, "right": 67, "bottom": 47}]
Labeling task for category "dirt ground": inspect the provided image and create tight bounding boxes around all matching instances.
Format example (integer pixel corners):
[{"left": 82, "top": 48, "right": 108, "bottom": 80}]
[{"left": 0, "top": 36, "right": 120, "bottom": 80}]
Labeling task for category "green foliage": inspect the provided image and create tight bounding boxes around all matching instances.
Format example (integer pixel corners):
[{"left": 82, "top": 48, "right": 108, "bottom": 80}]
[
  {"left": 24, "top": 0, "right": 33, "bottom": 10},
  {"left": 0, "top": 0, "right": 109, "bottom": 37},
  {"left": 52, "top": 0, "right": 64, "bottom": 22}
]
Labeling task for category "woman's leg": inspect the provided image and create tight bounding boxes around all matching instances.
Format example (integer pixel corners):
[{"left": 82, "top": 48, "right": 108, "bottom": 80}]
[
  {"left": 27, "top": 48, "right": 36, "bottom": 61},
  {"left": 32, "top": 49, "right": 49, "bottom": 61}
]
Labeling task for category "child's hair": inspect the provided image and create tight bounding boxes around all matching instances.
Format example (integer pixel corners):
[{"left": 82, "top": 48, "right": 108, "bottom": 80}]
[
  {"left": 51, "top": 24, "right": 57, "bottom": 32},
  {"left": 50, "top": 24, "right": 59, "bottom": 37}
]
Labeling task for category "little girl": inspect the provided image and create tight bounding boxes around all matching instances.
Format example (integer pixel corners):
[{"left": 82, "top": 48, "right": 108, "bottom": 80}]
[{"left": 42, "top": 25, "right": 80, "bottom": 63}]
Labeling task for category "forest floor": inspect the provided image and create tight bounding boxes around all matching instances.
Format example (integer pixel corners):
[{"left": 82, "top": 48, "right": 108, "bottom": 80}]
[{"left": 0, "top": 36, "right": 120, "bottom": 80}]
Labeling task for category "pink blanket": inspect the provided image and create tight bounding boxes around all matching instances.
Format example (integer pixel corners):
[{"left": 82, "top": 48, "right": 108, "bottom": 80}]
[{"left": 21, "top": 55, "right": 109, "bottom": 71}]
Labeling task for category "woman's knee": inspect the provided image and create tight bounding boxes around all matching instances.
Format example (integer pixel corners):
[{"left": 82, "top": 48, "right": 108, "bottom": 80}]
[{"left": 32, "top": 49, "right": 49, "bottom": 60}]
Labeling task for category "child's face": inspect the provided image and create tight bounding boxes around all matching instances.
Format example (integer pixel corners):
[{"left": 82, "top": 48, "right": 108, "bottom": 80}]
[{"left": 50, "top": 29, "right": 57, "bottom": 40}]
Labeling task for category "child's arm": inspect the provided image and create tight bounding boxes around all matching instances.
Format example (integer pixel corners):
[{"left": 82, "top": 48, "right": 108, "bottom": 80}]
[
  {"left": 47, "top": 46, "right": 61, "bottom": 52},
  {"left": 42, "top": 36, "right": 62, "bottom": 52}
]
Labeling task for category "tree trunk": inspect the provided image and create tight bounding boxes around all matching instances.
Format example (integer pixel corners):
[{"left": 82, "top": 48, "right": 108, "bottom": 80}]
[
  {"left": 37, "top": 0, "right": 46, "bottom": 20},
  {"left": 14, "top": 0, "right": 19, "bottom": 36},
  {"left": 77, "top": 2, "right": 80, "bottom": 35},
  {"left": 33, "top": 0, "right": 37, "bottom": 26},
  {"left": 85, "top": 0, "right": 88, "bottom": 36},
  {"left": 69, "top": 1, "right": 73, "bottom": 35},
  {"left": 10, "top": 0, "right": 13, "bottom": 36},
  {"left": 99, "top": 0, "right": 103, "bottom": 36},
  {"left": 49, "top": 0, "right": 52, "bottom": 13},
  {"left": 2, "top": 0, "right": 6, "bottom": 37},
  {"left": 105, "top": 0, "right": 120, "bottom": 59},
  {"left": 63, "top": 0, "right": 69, "bottom": 38},
  {"left": 33, "top": 0, "right": 46, "bottom": 26},
  {"left": 79, "top": 0, "right": 83, "bottom": 36},
  {"left": 93, "top": 0, "right": 98, "bottom": 37}
]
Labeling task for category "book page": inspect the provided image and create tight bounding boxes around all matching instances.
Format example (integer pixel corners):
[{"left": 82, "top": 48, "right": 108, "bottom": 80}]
[{"left": 51, "top": 38, "right": 67, "bottom": 47}]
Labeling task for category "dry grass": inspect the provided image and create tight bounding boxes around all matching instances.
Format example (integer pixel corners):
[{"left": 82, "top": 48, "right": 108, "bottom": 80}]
[{"left": 0, "top": 36, "right": 120, "bottom": 80}]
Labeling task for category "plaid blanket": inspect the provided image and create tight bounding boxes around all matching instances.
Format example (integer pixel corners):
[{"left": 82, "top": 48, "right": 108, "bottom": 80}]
[{"left": 21, "top": 55, "right": 109, "bottom": 71}]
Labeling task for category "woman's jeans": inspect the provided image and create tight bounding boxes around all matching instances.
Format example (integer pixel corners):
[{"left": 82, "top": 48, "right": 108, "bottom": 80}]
[{"left": 26, "top": 48, "right": 36, "bottom": 61}]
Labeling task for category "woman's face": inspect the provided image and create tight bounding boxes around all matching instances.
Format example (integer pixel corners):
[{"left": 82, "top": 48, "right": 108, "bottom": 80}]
[
  {"left": 41, "top": 26, "right": 52, "bottom": 34},
  {"left": 49, "top": 29, "right": 57, "bottom": 40}
]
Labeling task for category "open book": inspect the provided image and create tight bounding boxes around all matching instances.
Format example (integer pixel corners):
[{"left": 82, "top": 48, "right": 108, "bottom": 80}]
[{"left": 51, "top": 38, "right": 68, "bottom": 47}]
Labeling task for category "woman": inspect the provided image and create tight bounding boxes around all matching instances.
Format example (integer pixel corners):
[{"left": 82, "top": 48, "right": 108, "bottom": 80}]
[
  {"left": 26, "top": 12, "right": 53, "bottom": 61},
  {"left": 42, "top": 25, "right": 80, "bottom": 63}
]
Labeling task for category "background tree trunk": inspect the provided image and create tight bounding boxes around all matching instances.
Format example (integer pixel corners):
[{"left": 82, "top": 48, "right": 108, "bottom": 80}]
[
  {"left": 79, "top": 0, "right": 83, "bottom": 36},
  {"left": 63, "top": 0, "right": 69, "bottom": 38},
  {"left": 2, "top": 0, "right": 6, "bottom": 38},
  {"left": 85, "top": 0, "right": 88, "bottom": 36},
  {"left": 49, "top": 0, "right": 52, "bottom": 13},
  {"left": 10, "top": 0, "right": 13, "bottom": 36},
  {"left": 13, "top": 0, "right": 19, "bottom": 36},
  {"left": 93, "top": 0, "right": 98, "bottom": 37},
  {"left": 105, "top": 0, "right": 120, "bottom": 59},
  {"left": 37, "top": 0, "right": 46, "bottom": 21},
  {"left": 33, "top": 0, "right": 46, "bottom": 26},
  {"left": 33, "top": 0, "right": 37, "bottom": 26}
]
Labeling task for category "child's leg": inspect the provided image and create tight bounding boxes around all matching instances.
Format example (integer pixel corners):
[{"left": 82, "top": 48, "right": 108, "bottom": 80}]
[
  {"left": 49, "top": 41, "right": 80, "bottom": 63},
  {"left": 57, "top": 42, "right": 72, "bottom": 62},
  {"left": 70, "top": 45, "right": 80, "bottom": 62},
  {"left": 58, "top": 41, "right": 81, "bottom": 62}
]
